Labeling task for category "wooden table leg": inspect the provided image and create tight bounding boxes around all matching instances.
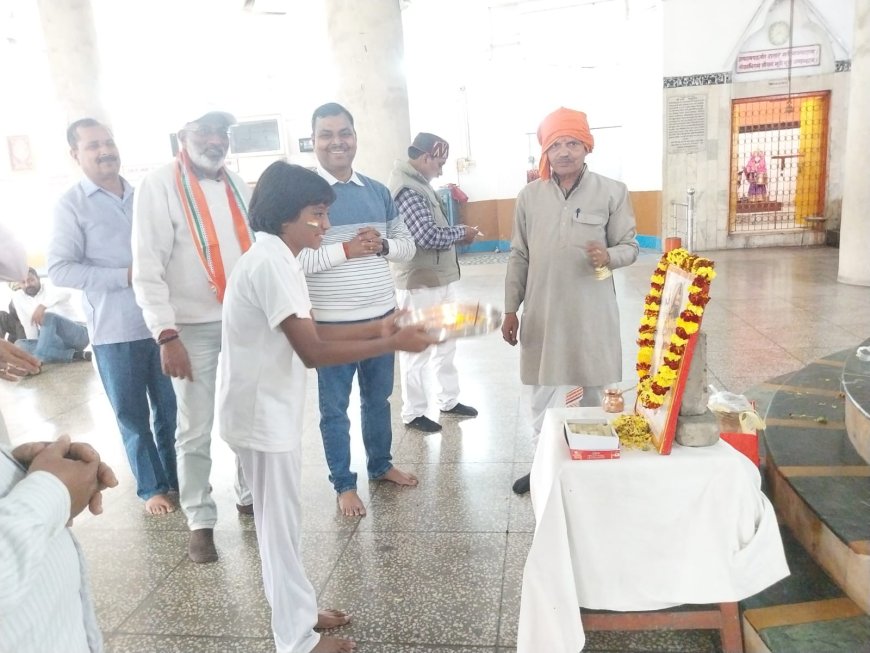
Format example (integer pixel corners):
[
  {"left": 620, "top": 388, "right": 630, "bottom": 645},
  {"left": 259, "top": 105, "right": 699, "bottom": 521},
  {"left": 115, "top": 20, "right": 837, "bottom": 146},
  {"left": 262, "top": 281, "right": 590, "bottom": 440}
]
[{"left": 719, "top": 602, "right": 744, "bottom": 653}]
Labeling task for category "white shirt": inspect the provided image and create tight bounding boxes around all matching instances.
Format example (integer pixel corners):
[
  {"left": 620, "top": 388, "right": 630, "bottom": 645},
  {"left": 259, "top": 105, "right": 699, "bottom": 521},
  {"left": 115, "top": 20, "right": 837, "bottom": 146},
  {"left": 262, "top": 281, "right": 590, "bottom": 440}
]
[
  {"left": 0, "top": 448, "right": 102, "bottom": 652},
  {"left": 12, "top": 282, "right": 85, "bottom": 340},
  {"left": 316, "top": 166, "right": 364, "bottom": 187},
  {"left": 218, "top": 233, "right": 310, "bottom": 453},
  {"left": 131, "top": 161, "right": 252, "bottom": 338}
]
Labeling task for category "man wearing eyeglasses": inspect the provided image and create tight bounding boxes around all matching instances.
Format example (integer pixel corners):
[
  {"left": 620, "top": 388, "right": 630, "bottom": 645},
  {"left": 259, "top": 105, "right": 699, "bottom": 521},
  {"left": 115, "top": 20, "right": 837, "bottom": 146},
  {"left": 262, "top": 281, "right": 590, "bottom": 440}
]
[
  {"left": 132, "top": 110, "right": 254, "bottom": 563},
  {"left": 387, "top": 133, "right": 480, "bottom": 434},
  {"left": 502, "top": 107, "right": 639, "bottom": 495}
]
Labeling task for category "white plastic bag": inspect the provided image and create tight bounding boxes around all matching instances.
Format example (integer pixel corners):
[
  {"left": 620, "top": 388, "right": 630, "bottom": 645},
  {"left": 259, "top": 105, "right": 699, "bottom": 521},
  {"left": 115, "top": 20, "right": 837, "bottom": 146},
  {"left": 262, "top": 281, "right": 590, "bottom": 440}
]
[
  {"left": 707, "top": 387, "right": 753, "bottom": 414},
  {"left": 707, "top": 386, "right": 766, "bottom": 432}
]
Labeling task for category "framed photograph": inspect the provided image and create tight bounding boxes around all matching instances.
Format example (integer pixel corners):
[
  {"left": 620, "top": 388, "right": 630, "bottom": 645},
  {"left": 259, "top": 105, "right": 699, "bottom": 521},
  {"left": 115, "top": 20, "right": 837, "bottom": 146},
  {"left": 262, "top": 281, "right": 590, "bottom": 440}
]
[
  {"left": 298, "top": 137, "right": 314, "bottom": 153},
  {"left": 229, "top": 116, "right": 284, "bottom": 157},
  {"left": 7, "top": 135, "right": 33, "bottom": 171},
  {"left": 634, "top": 250, "right": 715, "bottom": 454},
  {"left": 637, "top": 265, "right": 696, "bottom": 453}
]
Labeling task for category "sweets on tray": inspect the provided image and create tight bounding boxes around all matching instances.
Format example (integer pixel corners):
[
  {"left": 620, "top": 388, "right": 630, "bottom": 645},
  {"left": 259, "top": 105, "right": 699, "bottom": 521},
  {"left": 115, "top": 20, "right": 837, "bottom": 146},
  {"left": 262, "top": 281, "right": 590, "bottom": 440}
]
[{"left": 563, "top": 418, "right": 620, "bottom": 460}]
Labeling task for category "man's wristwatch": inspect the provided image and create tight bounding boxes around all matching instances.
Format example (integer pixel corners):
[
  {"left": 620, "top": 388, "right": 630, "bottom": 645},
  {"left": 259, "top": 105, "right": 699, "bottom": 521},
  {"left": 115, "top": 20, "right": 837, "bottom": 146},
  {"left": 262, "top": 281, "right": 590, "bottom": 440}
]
[{"left": 377, "top": 238, "right": 389, "bottom": 257}]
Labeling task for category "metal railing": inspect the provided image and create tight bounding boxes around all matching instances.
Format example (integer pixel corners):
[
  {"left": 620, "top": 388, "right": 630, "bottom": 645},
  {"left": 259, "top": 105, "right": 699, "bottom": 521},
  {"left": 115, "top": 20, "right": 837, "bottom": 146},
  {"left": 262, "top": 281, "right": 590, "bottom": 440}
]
[{"left": 669, "top": 187, "right": 695, "bottom": 253}]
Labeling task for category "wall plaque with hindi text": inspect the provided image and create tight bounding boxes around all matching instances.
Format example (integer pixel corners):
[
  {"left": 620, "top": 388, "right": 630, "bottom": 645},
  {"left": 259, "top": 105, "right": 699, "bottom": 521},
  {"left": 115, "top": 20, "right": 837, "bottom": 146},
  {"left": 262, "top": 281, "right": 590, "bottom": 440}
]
[{"left": 667, "top": 95, "right": 707, "bottom": 154}]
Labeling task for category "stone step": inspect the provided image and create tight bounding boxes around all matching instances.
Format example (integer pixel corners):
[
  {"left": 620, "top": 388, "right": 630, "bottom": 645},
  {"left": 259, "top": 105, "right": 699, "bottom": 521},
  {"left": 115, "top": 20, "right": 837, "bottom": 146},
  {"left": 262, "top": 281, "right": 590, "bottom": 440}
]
[
  {"left": 741, "top": 346, "right": 870, "bottom": 651},
  {"left": 741, "top": 527, "right": 870, "bottom": 652}
]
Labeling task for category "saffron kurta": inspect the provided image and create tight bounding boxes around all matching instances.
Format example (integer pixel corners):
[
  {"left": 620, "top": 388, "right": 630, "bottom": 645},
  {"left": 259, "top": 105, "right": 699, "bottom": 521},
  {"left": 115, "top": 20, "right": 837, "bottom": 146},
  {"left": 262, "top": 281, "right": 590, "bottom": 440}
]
[{"left": 504, "top": 171, "right": 639, "bottom": 387}]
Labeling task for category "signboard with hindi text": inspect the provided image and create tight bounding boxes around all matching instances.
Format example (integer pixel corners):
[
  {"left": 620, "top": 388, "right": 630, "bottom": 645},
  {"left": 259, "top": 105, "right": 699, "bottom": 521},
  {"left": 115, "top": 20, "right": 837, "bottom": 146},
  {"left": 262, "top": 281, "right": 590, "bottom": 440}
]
[{"left": 737, "top": 45, "right": 821, "bottom": 73}]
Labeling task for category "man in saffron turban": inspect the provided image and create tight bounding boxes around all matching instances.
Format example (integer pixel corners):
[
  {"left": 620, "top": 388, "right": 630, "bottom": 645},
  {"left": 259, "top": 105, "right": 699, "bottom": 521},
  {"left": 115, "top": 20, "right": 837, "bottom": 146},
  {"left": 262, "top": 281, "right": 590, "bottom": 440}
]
[{"left": 502, "top": 107, "right": 639, "bottom": 494}]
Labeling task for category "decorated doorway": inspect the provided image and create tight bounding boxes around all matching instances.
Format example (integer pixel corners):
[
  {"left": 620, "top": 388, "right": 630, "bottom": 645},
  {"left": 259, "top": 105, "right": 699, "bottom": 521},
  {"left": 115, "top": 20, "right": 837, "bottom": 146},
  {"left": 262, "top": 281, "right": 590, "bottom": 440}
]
[{"left": 729, "top": 92, "right": 829, "bottom": 233}]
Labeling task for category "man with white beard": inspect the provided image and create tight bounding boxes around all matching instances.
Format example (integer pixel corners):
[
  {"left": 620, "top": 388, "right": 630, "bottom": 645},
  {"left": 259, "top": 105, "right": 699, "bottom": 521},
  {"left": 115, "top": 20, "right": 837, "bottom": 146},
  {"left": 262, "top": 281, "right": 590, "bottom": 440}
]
[{"left": 131, "top": 110, "right": 254, "bottom": 563}]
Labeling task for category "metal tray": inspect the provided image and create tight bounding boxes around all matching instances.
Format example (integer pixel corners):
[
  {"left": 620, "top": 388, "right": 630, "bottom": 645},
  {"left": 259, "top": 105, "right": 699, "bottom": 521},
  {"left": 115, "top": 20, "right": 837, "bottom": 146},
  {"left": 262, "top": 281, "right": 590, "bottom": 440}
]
[{"left": 396, "top": 302, "right": 503, "bottom": 343}]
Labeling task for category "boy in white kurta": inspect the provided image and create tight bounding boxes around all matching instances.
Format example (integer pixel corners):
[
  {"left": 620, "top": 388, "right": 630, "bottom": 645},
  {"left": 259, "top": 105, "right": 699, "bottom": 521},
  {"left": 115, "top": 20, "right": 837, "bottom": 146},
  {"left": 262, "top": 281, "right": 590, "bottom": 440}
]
[{"left": 218, "top": 162, "right": 433, "bottom": 653}]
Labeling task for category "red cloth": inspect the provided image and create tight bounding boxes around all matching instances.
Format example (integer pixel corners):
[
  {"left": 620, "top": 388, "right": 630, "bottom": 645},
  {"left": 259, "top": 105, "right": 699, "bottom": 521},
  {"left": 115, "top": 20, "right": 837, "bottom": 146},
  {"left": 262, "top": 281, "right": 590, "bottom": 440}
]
[
  {"left": 536, "top": 107, "right": 594, "bottom": 180},
  {"left": 447, "top": 183, "right": 468, "bottom": 203}
]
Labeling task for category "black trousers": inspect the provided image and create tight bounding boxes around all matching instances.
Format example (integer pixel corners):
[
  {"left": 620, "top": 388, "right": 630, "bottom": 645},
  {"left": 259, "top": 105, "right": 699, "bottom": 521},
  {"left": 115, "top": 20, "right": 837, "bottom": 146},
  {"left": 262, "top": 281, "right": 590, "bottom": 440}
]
[{"left": 0, "top": 301, "right": 26, "bottom": 342}]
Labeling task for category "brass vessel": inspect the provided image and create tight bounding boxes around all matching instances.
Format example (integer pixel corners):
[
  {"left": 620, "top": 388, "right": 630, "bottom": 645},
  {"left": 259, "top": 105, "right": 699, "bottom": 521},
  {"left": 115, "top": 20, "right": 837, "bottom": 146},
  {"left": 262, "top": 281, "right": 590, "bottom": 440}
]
[{"left": 602, "top": 387, "right": 625, "bottom": 413}]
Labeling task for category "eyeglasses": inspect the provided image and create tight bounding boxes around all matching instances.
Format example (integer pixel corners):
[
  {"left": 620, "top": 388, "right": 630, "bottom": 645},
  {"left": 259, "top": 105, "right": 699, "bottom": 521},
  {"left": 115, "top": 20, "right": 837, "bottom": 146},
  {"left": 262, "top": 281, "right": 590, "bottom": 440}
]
[{"left": 190, "top": 125, "right": 231, "bottom": 139}]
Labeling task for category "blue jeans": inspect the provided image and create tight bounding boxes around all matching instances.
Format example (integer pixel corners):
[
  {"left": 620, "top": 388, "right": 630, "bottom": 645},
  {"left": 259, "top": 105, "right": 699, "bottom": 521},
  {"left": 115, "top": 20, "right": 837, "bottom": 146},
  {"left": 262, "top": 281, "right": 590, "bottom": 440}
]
[
  {"left": 16, "top": 312, "right": 89, "bottom": 362},
  {"left": 317, "top": 347, "right": 395, "bottom": 495},
  {"left": 93, "top": 339, "right": 178, "bottom": 500}
]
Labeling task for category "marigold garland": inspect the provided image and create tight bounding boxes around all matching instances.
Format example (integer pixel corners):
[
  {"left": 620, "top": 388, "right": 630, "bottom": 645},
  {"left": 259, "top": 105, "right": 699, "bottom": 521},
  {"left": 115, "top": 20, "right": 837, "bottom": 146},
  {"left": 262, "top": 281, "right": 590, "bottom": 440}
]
[{"left": 636, "top": 248, "right": 716, "bottom": 409}]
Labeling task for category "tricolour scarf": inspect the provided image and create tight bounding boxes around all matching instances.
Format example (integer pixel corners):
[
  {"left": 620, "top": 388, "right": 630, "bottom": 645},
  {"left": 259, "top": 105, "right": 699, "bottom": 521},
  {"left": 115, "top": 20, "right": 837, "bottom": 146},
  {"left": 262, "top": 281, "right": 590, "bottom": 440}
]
[{"left": 174, "top": 150, "right": 253, "bottom": 302}]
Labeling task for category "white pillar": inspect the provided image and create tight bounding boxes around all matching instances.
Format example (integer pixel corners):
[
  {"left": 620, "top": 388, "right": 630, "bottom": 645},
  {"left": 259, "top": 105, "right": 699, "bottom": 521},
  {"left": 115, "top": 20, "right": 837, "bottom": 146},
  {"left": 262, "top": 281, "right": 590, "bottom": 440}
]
[
  {"left": 838, "top": 2, "right": 870, "bottom": 287},
  {"left": 324, "top": 0, "right": 411, "bottom": 183},
  {"left": 36, "top": 0, "right": 108, "bottom": 123}
]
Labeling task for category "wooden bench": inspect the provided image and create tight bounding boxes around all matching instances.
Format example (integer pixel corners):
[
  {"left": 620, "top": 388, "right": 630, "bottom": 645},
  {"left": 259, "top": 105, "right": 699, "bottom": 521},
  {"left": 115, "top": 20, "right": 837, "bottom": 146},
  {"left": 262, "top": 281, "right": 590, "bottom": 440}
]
[{"left": 581, "top": 602, "right": 743, "bottom": 652}]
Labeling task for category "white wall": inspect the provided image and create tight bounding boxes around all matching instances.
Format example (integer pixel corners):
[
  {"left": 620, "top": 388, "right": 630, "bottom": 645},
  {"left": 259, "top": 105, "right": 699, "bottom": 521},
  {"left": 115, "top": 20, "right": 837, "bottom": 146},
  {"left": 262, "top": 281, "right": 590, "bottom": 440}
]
[
  {"left": 0, "top": 0, "right": 336, "bottom": 257},
  {"left": 91, "top": 0, "right": 334, "bottom": 173},
  {"left": 0, "top": 0, "right": 75, "bottom": 258},
  {"left": 661, "top": 0, "right": 854, "bottom": 250},
  {"left": 1, "top": 0, "right": 856, "bottom": 258},
  {"left": 663, "top": 0, "right": 853, "bottom": 76},
  {"left": 402, "top": 0, "right": 663, "bottom": 202}
]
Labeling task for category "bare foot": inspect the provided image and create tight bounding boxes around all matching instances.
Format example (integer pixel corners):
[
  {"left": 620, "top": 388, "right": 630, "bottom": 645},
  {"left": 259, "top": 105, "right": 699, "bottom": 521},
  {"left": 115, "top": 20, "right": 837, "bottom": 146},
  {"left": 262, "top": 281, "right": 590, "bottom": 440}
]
[
  {"left": 316, "top": 608, "right": 352, "bottom": 630},
  {"left": 310, "top": 635, "right": 356, "bottom": 652},
  {"left": 337, "top": 490, "right": 366, "bottom": 517},
  {"left": 144, "top": 493, "right": 176, "bottom": 515},
  {"left": 378, "top": 466, "right": 418, "bottom": 487}
]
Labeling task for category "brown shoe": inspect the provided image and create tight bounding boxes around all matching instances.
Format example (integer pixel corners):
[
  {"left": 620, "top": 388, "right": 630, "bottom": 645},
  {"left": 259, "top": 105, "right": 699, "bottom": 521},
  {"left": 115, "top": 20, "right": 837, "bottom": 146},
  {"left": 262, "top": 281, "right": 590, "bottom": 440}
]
[
  {"left": 188, "top": 528, "right": 218, "bottom": 563},
  {"left": 236, "top": 503, "right": 254, "bottom": 515}
]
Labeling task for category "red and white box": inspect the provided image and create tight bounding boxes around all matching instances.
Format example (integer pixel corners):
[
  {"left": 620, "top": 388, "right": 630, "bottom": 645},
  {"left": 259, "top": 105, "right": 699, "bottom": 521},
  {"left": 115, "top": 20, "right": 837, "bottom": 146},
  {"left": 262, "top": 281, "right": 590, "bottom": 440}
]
[{"left": 563, "top": 418, "right": 621, "bottom": 460}]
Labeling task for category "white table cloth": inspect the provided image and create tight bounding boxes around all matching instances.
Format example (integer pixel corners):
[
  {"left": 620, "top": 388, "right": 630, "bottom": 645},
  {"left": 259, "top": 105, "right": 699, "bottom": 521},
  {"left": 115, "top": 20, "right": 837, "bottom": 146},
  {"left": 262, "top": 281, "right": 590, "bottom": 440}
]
[{"left": 517, "top": 407, "right": 789, "bottom": 653}]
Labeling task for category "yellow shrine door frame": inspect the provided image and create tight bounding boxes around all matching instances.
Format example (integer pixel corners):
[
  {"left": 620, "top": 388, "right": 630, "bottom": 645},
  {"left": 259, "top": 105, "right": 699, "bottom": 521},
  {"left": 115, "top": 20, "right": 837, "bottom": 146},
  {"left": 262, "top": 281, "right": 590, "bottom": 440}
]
[
  {"left": 794, "top": 95, "right": 828, "bottom": 225},
  {"left": 729, "top": 92, "right": 829, "bottom": 233}
]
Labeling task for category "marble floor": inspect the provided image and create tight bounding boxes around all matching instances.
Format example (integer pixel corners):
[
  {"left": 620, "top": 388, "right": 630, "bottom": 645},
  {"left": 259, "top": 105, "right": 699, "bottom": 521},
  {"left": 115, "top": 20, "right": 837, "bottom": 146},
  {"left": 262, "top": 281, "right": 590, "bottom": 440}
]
[{"left": 1, "top": 246, "right": 869, "bottom": 653}]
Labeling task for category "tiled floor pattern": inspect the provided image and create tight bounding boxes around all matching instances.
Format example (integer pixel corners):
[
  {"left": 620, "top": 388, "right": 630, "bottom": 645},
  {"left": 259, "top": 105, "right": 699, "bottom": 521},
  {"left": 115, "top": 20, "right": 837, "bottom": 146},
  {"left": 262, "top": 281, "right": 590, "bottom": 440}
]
[{"left": 1, "top": 246, "right": 870, "bottom": 652}]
